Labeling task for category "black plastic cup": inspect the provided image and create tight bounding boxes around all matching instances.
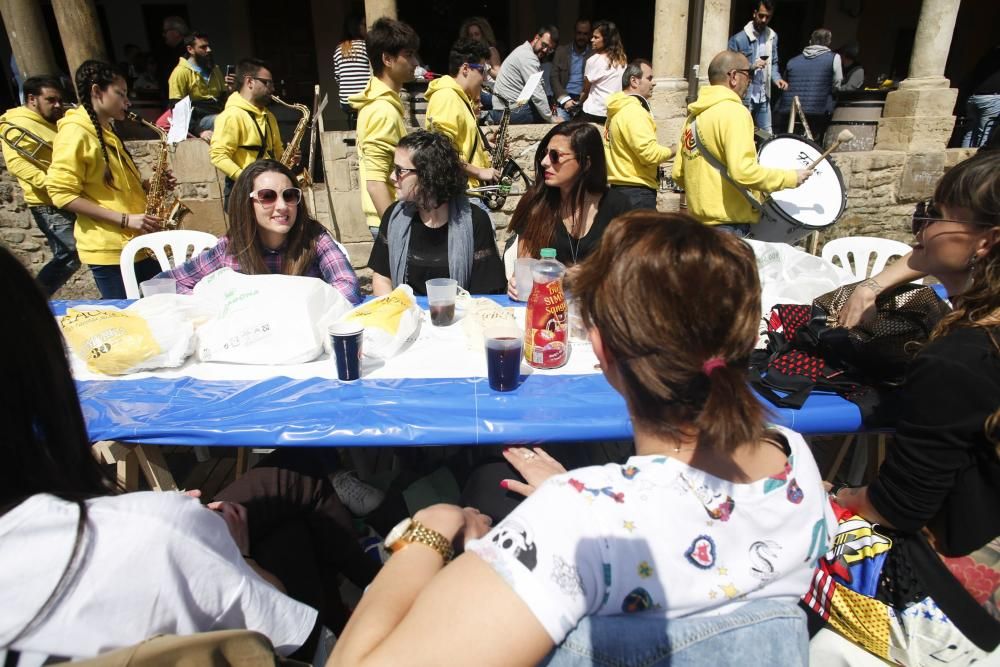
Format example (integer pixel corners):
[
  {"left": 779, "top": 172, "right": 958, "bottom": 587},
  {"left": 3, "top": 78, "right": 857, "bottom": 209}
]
[{"left": 329, "top": 322, "right": 364, "bottom": 381}]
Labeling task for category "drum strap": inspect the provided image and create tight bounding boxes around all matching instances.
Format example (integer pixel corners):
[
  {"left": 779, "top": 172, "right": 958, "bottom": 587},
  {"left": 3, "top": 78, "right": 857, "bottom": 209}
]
[{"left": 688, "top": 118, "right": 763, "bottom": 212}]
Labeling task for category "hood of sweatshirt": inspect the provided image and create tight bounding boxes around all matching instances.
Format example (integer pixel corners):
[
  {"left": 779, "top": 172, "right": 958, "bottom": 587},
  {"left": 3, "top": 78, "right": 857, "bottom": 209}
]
[
  {"left": 686, "top": 85, "right": 744, "bottom": 118},
  {"left": 424, "top": 75, "right": 472, "bottom": 105},
  {"left": 606, "top": 92, "right": 650, "bottom": 119},
  {"left": 803, "top": 45, "right": 832, "bottom": 59},
  {"left": 57, "top": 106, "right": 137, "bottom": 182},
  {"left": 223, "top": 91, "right": 271, "bottom": 116},
  {"left": 348, "top": 76, "right": 405, "bottom": 114},
  {"left": 0, "top": 105, "right": 55, "bottom": 129}
]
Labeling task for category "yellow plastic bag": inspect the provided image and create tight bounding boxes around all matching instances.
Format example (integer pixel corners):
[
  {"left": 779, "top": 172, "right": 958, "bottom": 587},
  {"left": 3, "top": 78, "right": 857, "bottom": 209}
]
[
  {"left": 59, "top": 308, "right": 161, "bottom": 375},
  {"left": 340, "top": 285, "right": 422, "bottom": 359}
]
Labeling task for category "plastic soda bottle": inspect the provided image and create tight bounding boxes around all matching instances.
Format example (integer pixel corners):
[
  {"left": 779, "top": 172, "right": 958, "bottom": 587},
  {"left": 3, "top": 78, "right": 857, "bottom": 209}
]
[{"left": 523, "top": 248, "right": 568, "bottom": 369}]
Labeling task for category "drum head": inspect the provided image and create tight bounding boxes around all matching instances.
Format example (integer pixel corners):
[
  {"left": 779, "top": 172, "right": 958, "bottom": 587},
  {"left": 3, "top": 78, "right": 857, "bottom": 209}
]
[{"left": 757, "top": 134, "right": 846, "bottom": 229}]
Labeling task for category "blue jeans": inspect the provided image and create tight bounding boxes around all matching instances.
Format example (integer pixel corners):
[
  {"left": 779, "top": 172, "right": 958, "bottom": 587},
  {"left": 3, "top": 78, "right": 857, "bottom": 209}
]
[
  {"left": 716, "top": 223, "right": 752, "bottom": 238},
  {"left": 489, "top": 104, "right": 546, "bottom": 125},
  {"left": 746, "top": 99, "right": 773, "bottom": 134},
  {"left": 29, "top": 205, "right": 80, "bottom": 296},
  {"left": 962, "top": 94, "right": 1000, "bottom": 147},
  {"left": 541, "top": 599, "right": 808, "bottom": 667},
  {"left": 89, "top": 257, "right": 161, "bottom": 299},
  {"left": 556, "top": 94, "right": 581, "bottom": 122}
]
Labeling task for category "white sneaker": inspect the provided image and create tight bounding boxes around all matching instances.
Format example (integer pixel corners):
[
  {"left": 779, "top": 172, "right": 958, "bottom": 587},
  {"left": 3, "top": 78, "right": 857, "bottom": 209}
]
[{"left": 331, "top": 470, "right": 385, "bottom": 516}]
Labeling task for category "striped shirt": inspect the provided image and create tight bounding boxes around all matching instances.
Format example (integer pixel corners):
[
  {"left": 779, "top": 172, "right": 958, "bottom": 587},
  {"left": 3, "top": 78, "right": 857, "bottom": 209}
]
[
  {"left": 333, "top": 40, "right": 372, "bottom": 105},
  {"left": 159, "top": 232, "right": 362, "bottom": 304}
]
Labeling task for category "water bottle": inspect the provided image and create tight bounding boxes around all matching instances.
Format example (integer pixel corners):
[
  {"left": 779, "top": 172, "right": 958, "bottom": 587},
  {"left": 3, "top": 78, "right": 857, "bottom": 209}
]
[{"left": 523, "top": 248, "right": 568, "bottom": 369}]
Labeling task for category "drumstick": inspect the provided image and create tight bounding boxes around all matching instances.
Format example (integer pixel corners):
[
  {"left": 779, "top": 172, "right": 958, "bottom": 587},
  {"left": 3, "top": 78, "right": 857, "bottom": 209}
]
[{"left": 807, "top": 129, "right": 854, "bottom": 170}]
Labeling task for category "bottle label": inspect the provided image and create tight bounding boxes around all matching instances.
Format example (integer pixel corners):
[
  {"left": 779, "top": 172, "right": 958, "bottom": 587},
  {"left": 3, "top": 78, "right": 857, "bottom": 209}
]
[{"left": 524, "top": 279, "right": 568, "bottom": 368}]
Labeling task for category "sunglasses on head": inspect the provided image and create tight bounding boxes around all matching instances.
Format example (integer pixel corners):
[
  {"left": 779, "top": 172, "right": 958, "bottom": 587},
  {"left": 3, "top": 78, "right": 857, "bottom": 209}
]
[
  {"left": 250, "top": 187, "right": 302, "bottom": 206},
  {"left": 546, "top": 149, "right": 576, "bottom": 166}
]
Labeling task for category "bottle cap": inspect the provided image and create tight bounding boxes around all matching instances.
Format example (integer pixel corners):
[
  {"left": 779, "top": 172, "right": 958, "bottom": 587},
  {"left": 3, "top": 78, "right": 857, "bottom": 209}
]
[{"left": 540, "top": 248, "right": 557, "bottom": 259}]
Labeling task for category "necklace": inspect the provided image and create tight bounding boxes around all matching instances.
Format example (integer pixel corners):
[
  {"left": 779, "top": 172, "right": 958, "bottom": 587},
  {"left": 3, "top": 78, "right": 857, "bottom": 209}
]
[{"left": 672, "top": 444, "right": 697, "bottom": 453}]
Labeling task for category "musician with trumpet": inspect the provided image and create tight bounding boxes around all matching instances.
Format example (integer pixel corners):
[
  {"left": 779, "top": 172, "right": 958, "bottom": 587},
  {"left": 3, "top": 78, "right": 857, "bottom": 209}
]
[
  {"left": 0, "top": 76, "right": 80, "bottom": 295},
  {"left": 425, "top": 39, "right": 498, "bottom": 214},
  {"left": 209, "top": 58, "right": 286, "bottom": 209},
  {"left": 46, "top": 61, "right": 174, "bottom": 299}
]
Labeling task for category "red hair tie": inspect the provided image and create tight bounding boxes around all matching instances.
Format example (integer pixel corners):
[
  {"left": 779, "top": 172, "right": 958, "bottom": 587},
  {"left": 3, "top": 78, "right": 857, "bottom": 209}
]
[{"left": 702, "top": 357, "right": 726, "bottom": 376}]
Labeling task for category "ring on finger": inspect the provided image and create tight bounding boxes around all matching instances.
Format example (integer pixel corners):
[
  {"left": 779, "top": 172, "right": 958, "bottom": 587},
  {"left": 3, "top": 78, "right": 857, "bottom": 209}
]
[{"left": 521, "top": 451, "right": 536, "bottom": 461}]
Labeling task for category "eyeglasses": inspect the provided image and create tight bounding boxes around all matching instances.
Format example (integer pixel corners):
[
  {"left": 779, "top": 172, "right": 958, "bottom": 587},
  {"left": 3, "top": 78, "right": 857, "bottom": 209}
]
[
  {"left": 546, "top": 149, "right": 577, "bottom": 166},
  {"left": 730, "top": 68, "right": 754, "bottom": 79},
  {"left": 250, "top": 187, "right": 302, "bottom": 206},
  {"left": 252, "top": 77, "right": 274, "bottom": 87},
  {"left": 911, "top": 199, "right": 995, "bottom": 235},
  {"left": 466, "top": 63, "right": 486, "bottom": 73},
  {"left": 538, "top": 39, "right": 555, "bottom": 53},
  {"left": 393, "top": 164, "right": 417, "bottom": 180}
]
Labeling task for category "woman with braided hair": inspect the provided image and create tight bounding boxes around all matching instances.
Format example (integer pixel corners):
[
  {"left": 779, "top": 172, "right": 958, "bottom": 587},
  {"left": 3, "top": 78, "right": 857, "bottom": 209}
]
[{"left": 46, "top": 60, "right": 168, "bottom": 298}]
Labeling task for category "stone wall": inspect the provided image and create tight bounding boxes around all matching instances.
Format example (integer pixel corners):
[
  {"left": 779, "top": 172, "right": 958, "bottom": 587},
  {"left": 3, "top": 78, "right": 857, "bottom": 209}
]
[{"left": 0, "top": 127, "right": 979, "bottom": 300}]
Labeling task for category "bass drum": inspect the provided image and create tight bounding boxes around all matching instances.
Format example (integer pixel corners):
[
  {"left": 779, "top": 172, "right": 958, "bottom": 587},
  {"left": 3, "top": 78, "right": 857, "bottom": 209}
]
[{"left": 749, "top": 134, "right": 846, "bottom": 244}]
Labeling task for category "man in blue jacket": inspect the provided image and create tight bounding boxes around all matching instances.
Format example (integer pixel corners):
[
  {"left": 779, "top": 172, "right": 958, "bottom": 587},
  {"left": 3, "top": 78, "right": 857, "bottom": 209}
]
[{"left": 727, "top": 1, "right": 788, "bottom": 133}]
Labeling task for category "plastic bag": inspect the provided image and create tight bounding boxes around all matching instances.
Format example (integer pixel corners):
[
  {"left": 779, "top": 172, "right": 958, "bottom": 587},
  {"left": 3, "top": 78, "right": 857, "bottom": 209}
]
[
  {"left": 193, "top": 268, "right": 352, "bottom": 364},
  {"left": 59, "top": 295, "right": 199, "bottom": 375},
  {"left": 339, "top": 285, "right": 422, "bottom": 360},
  {"left": 746, "top": 239, "right": 855, "bottom": 315}
]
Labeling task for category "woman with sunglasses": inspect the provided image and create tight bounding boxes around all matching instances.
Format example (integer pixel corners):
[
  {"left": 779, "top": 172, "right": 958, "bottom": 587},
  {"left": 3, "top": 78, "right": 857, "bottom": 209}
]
[
  {"left": 506, "top": 120, "right": 629, "bottom": 299},
  {"left": 813, "top": 151, "right": 1000, "bottom": 664},
  {"left": 578, "top": 20, "right": 628, "bottom": 124},
  {"left": 367, "top": 130, "right": 506, "bottom": 296},
  {"left": 158, "top": 159, "right": 361, "bottom": 304}
]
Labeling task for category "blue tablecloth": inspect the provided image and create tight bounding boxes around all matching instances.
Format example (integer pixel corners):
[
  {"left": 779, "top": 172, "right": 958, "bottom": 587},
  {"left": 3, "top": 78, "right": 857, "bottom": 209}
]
[{"left": 57, "top": 299, "right": 863, "bottom": 447}]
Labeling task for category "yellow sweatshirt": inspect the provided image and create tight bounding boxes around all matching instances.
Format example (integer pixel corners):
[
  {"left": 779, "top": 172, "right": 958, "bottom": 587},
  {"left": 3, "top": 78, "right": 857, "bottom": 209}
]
[
  {"left": 0, "top": 106, "right": 57, "bottom": 206},
  {"left": 167, "top": 57, "right": 225, "bottom": 105},
  {"left": 672, "top": 85, "right": 796, "bottom": 225},
  {"left": 46, "top": 107, "right": 148, "bottom": 265},
  {"left": 425, "top": 75, "right": 491, "bottom": 189},
  {"left": 209, "top": 92, "right": 284, "bottom": 180},
  {"left": 604, "top": 92, "right": 673, "bottom": 190},
  {"left": 350, "top": 77, "right": 406, "bottom": 229}
]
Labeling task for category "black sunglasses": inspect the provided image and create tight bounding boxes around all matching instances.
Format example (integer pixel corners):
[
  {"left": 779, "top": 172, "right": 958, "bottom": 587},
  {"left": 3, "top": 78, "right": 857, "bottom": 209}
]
[
  {"left": 250, "top": 187, "right": 302, "bottom": 206},
  {"left": 393, "top": 164, "right": 417, "bottom": 179},
  {"left": 911, "top": 199, "right": 994, "bottom": 236}
]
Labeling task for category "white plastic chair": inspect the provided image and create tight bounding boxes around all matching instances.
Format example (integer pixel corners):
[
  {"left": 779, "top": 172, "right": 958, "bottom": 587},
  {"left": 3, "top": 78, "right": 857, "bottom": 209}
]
[
  {"left": 820, "top": 236, "right": 922, "bottom": 284},
  {"left": 120, "top": 230, "right": 219, "bottom": 298}
]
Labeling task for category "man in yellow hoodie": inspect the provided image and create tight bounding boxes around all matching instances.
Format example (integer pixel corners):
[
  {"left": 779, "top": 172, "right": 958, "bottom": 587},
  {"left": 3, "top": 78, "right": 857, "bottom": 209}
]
[
  {"left": 673, "top": 50, "right": 811, "bottom": 236},
  {"left": 350, "top": 17, "right": 419, "bottom": 236},
  {"left": 605, "top": 59, "right": 675, "bottom": 210},
  {"left": 0, "top": 76, "right": 80, "bottom": 295},
  {"left": 209, "top": 57, "right": 284, "bottom": 209},
  {"left": 167, "top": 31, "right": 227, "bottom": 139},
  {"left": 425, "top": 38, "right": 498, "bottom": 214}
]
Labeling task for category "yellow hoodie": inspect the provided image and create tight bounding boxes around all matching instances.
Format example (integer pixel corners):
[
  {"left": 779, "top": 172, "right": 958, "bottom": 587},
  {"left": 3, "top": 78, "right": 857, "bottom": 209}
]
[
  {"left": 350, "top": 76, "right": 406, "bottom": 229},
  {"left": 0, "top": 105, "right": 57, "bottom": 206},
  {"left": 167, "top": 57, "right": 225, "bottom": 105},
  {"left": 209, "top": 92, "right": 283, "bottom": 180},
  {"left": 46, "top": 107, "right": 148, "bottom": 265},
  {"left": 604, "top": 92, "right": 673, "bottom": 190},
  {"left": 424, "top": 75, "right": 491, "bottom": 189},
  {"left": 672, "top": 85, "right": 796, "bottom": 225}
]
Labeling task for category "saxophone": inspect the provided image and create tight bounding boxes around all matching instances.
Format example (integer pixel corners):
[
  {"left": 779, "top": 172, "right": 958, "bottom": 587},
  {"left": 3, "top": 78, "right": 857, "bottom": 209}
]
[
  {"left": 271, "top": 95, "right": 312, "bottom": 188},
  {"left": 127, "top": 113, "right": 191, "bottom": 230},
  {"left": 467, "top": 104, "right": 519, "bottom": 211}
]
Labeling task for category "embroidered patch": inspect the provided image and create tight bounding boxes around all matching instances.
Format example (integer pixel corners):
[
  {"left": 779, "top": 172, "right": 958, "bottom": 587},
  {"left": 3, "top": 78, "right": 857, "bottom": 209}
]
[
  {"left": 490, "top": 519, "right": 538, "bottom": 571},
  {"left": 623, "top": 520, "right": 636, "bottom": 533},
  {"left": 551, "top": 555, "right": 585, "bottom": 597},
  {"left": 786, "top": 478, "right": 804, "bottom": 504},
  {"left": 621, "top": 465, "right": 640, "bottom": 479},
  {"left": 763, "top": 461, "right": 792, "bottom": 494},
  {"left": 622, "top": 587, "right": 654, "bottom": 613},
  {"left": 567, "top": 478, "right": 625, "bottom": 503},
  {"left": 638, "top": 561, "right": 653, "bottom": 578},
  {"left": 749, "top": 540, "right": 781, "bottom": 582},
  {"left": 685, "top": 535, "right": 717, "bottom": 569}
]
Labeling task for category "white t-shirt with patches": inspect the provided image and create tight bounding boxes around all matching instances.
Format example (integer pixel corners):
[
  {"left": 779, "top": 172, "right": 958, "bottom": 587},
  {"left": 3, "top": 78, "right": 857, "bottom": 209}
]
[{"left": 466, "top": 427, "right": 836, "bottom": 644}]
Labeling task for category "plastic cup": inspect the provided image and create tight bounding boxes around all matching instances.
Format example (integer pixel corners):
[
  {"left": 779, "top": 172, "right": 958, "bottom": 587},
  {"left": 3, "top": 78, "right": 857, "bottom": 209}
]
[
  {"left": 513, "top": 258, "right": 537, "bottom": 302},
  {"left": 140, "top": 277, "right": 176, "bottom": 297},
  {"left": 329, "top": 322, "right": 364, "bottom": 381},
  {"left": 484, "top": 324, "right": 523, "bottom": 392},
  {"left": 425, "top": 278, "right": 458, "bottom": 326}
]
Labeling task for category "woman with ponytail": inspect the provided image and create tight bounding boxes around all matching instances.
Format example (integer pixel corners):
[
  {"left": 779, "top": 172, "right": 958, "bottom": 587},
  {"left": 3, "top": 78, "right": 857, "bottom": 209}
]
[
  {"left": 327, "top": 212, "right": 835, "bottom": 667},
  {"left": 46, "top": 60, "right": 166, "bottom": 298},
  {"left": 812, "top": 151, "right": 1000, "bottom": 664}
]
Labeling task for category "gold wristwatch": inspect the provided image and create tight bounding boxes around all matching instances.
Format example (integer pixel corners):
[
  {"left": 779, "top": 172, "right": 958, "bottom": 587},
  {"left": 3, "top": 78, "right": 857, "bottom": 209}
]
[{"left": 384, "top": 517, "right": 455, "bottom": 562}]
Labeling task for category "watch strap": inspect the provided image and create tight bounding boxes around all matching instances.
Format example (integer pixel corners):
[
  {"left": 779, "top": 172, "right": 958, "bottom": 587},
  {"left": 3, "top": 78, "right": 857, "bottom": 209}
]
[{"left": 394, "top": 519, "right": 455, "bottom": 562}]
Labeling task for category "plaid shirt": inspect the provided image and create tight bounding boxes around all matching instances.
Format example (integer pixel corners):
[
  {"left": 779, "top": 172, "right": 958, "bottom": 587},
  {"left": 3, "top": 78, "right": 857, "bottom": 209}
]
[{"left": 162, "top": 232, "right": 361, "bottom": 304}]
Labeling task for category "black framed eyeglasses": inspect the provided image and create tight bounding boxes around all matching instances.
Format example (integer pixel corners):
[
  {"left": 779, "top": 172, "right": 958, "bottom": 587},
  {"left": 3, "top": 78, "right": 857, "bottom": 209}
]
[
  {"left": 393, "top": 164, "right": 417, "bottom": 180},
  {"left": 250, "top": 187, "right": 302, "bottom": 206},
  {"left": 911, "top": 199, "right": 995, "bottom": 235},
  {"left": 253, "top": 76, "right": 274, "bottom": 87},
  {"left": 546, "top": 149, "right": 577, "bottom": 166},
  {"left": 730, "top": 68, "right": 754, "bottom": 78}
]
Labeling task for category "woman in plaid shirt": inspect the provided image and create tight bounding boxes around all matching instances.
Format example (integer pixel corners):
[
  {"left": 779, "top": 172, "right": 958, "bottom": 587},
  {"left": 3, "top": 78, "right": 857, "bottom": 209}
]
[{"left": 158, "top": 160, "right": 361, "bottom": 304}]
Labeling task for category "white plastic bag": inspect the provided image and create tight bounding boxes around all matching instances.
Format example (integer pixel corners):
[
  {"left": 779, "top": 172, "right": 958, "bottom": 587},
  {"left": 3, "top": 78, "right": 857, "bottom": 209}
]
[
  {"left": 745, "top": 239, "right": 855, "bottom": 315},
  {"left": 193, "top": 268, "right": 352, "bottom": 364},
  {"left": 59, "top": 294, "right": 202, "bottom": 375},
  {"left": 338, "top": 285, "right": 422, "bottom": 360}
]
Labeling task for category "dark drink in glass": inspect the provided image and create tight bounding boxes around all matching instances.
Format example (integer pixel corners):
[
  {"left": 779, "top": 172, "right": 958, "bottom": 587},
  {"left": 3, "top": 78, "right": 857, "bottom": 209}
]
[
  {"left": 486, "top": 334, "right": 522, "bottom": 392},
  {"left": 429, "top": 301, "right": 455, "bottom": 326}
]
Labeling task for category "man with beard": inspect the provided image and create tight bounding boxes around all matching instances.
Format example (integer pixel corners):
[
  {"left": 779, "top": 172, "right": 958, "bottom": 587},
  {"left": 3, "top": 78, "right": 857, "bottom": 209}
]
[
  {"left": 551, "top": 19, "right": 592, "bottom": 121},
  {"left": 491, "top": 26, "right": 560, "bottom": 124},
  {"left": 168, "top": 31, "right": 227, "bottom": 139},
  {"left": 0, "top": 76, "right": 79, "bottom": 295},
  {"left": 209, "top": 58, "right": 285, "bottom": 209}
]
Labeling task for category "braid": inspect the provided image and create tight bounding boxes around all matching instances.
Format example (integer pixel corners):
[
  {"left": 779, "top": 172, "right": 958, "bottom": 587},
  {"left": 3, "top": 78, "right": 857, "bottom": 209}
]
[{"left": 74, "top": 60, "right": 124, "bottom": 188}]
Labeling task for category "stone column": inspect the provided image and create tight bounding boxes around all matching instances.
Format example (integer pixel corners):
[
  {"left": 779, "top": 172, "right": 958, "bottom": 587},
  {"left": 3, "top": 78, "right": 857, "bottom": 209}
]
[
  {"left": 0, "top": 0, "right": 59, "bottom": 81},
  {"left": 876, "top": 0, "right": 962, "bottom": 151},
  {"left": 364, "top": 0, "right": 397, "bottom": 23},
  {"left": 51, "top": 0, "right": 108, "bottom": 83},
  {"left": 699, "top": 0, "right": 733, "bottom": 76},
  {"left": 650, "top": 0, "right": 691, "bottom": 149}
]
